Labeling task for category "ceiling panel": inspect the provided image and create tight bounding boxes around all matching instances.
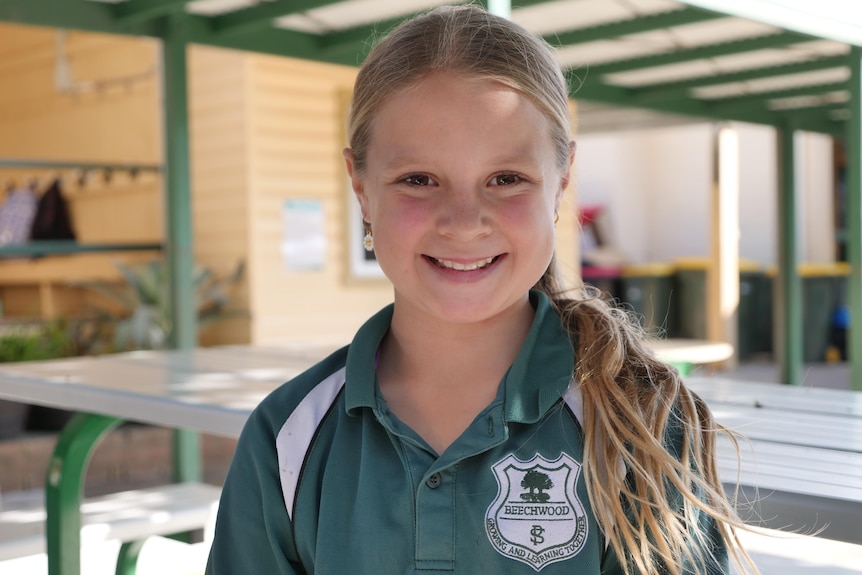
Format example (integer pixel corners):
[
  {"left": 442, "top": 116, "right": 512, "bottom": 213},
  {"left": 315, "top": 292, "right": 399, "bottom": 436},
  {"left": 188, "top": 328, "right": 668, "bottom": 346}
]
[
  {"left": 694, "top": 67, "right": 850, "bottom": 98},
  {"left": 187, "top": 0, "right": 266, "bottom": 16},
  {"left": 513, "top": 0, "right": 682, "bottom": 36},
  {"left": 274, "top": 0, "right": 451, "bottom": 33}
]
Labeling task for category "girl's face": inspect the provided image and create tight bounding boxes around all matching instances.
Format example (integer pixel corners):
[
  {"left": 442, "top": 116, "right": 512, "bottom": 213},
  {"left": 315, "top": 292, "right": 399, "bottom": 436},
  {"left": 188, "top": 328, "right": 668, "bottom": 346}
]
[{"left": 345, "top": 71, "right": 572, "bottom": 327}]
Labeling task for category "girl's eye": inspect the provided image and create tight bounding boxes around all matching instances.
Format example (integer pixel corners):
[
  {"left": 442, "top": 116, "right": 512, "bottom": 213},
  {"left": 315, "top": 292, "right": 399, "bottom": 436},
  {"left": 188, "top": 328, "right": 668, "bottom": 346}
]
[
  {"left": 491, "top": 174, "right": 522, "bottom": 186},
  {"left": 403, "top": 174, "right": 434, "bottom": 186}
]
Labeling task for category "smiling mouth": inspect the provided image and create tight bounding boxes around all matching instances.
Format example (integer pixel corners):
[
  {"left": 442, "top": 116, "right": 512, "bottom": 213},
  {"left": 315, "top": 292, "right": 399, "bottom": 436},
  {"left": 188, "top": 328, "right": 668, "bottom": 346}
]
[{"left": 427, "top": 255, "right": 500, "bottom": 271}]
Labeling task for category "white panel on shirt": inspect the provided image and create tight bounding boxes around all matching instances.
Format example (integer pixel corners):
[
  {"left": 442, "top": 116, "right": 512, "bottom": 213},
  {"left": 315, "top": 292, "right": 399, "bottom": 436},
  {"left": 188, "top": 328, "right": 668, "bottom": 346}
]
[
  {"left": 276, "top": 367, "right": 346, "bottom": 521},
  {"left": 564, "top": 382, "right": 623, "bottom": 549},
  {"left": 563, "top": 385, "right": 584, "bottom": 425}
]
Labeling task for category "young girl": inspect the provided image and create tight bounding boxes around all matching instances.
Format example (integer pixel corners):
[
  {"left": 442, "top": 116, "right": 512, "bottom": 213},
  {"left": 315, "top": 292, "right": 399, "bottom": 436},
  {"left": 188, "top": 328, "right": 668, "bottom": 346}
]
[{"left": 206, "top": 5, "right": 756, "bottom": 574}]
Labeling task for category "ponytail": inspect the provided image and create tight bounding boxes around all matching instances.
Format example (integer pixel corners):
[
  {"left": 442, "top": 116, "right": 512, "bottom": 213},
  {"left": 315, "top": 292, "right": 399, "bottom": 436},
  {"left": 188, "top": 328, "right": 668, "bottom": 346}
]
[{"left": 535, "top": 265, "right": 758, "bottom": 575}]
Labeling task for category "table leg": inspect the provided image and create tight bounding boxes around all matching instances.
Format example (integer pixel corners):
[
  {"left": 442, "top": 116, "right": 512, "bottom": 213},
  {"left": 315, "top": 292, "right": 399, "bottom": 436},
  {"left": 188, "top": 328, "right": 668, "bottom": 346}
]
[
  {"left": 46, "top": 412, "right": 123, "bottom": 575},
  {"left": 115, "top": 539, "right": 146, "bottom": 575}
]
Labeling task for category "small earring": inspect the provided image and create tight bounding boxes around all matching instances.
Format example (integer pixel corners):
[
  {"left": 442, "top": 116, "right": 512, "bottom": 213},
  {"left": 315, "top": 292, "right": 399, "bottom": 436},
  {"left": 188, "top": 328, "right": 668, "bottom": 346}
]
[
  {"left": 554, "top": 212, "right": 560, "bottom": 225},
  {"left": 362, "top": 220, "right": 374, "bottom": 252}
]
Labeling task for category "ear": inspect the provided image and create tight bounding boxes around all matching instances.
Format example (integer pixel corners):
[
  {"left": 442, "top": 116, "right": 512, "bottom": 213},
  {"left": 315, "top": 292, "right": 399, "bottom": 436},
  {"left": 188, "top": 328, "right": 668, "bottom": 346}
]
[
  {"left": 343, "top": 148, "right": 370, "bottom": 220},
  {"left": 555, "top": 140, "right": 576, "bottom": 211}
]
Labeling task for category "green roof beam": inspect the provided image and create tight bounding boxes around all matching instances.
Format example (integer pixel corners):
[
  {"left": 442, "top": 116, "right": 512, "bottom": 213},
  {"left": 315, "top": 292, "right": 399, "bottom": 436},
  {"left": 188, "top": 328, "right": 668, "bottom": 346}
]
[
  {"left": 182, "top": 14, "right": 357, "bottom": 67},
  {"left": 0, "top": 0, "right": 161, "bottom": 36},
  {"left": 588, "top": 31, "right": 813, "bottom": 77},
  {"left": 632, "top": 55, "right": 850, "bottom": 103},
  {"left": 212, "top": 0, "right": 346, "bottom": 37},
  {"left": 545, "top": 7, "right": 724, "bottom": 47},
  {"left": 572, "top": 78, "right": 764, "bottom": 125},
  {"left": 571, "top": 76, "right": 842, "bottom": 134},
  {"left": 774, "top": 108, "right": 845, "bottom": 135},
  {"left": 317, "top": 14, "right": 409, "bottom": 60},
  {"left": 112, "top": 0, "right": 191, "bottom": 25}
]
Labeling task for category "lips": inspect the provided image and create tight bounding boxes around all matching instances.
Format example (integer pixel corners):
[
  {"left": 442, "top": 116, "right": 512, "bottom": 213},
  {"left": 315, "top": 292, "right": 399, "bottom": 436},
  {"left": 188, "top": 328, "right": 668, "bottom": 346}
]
[{"left": 427, "top": 255, "right": 500, "bottom": 271}]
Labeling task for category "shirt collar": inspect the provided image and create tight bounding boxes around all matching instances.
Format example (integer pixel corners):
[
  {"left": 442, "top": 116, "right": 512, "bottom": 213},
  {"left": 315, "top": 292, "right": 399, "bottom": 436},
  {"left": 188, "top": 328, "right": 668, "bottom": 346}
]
[
  {"left": 344, "top": 290, "right": 575, "bottom": 422},
  {"left": 344, "top": 304, "right": 392, "bottom": 414}
]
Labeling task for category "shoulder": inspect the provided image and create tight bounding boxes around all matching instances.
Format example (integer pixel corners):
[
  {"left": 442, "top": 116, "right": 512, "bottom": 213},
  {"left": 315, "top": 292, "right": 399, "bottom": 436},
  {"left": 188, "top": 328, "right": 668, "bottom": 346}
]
[{"left": 243, "top": 345, "right": 351, "bottom": 444}]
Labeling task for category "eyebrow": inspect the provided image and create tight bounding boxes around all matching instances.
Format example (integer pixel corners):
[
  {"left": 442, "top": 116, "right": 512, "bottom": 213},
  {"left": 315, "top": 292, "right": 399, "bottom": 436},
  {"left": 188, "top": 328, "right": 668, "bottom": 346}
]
[{"left": 380, "top": 148, "right": 545, "bottom": 170}]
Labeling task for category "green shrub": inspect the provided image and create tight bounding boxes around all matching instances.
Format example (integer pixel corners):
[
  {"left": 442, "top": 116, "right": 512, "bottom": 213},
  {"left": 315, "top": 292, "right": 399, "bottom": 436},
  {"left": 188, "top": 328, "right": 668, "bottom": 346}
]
[{"left": 0, "top": 321, "right": 74, "bottom": 363}]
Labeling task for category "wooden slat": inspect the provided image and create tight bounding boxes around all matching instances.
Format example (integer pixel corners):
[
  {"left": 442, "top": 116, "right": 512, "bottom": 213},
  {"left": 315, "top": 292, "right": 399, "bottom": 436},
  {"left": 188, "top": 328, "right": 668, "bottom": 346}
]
[{"left": 0, "top": 253, "right": 158, "bottom": 284}]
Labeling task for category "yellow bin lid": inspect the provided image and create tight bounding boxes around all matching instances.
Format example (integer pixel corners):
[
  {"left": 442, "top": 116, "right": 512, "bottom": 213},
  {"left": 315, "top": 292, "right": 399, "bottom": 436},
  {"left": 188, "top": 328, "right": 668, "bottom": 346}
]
[
  {"left": 621, "top": 263, "right": 675, "bottom": 277},
  {"left": 673, "top": 257, "right": 710, "bottom": 270},
  {"left": 765, "top": 262, "right": 850, "bottom": 277},
  {"left": 672, "top": 258, "right": 762, "bottom": 272},
  {"left": 798, "top": 262, "right": 850, "bottom": 277}
]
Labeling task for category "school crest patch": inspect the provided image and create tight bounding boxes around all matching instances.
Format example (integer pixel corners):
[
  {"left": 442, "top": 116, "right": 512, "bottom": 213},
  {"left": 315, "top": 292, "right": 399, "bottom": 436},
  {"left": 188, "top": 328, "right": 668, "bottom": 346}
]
[{"left": 485, "top": 453, "right": 588, "bottom": 571}]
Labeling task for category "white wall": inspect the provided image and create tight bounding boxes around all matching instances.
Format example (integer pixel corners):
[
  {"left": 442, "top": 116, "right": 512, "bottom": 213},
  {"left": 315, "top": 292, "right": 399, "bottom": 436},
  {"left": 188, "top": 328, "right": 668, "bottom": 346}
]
[
  {"left": 574, "top": 121, "right": 835, "bottom": 267},
  {"left": 575, "top": 133, "right": 651, "bottom": 262},
  {"left": 737, "top": 123, "right": 777, "bottom": 265},
  {"left": 800, "top": 132, "right": 837, "bottom": 263}
]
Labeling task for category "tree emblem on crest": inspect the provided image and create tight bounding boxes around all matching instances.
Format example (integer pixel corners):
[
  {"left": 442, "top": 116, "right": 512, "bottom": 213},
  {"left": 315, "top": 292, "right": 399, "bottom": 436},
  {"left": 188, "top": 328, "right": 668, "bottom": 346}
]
[{"left": 520, "top": 468, "right": 553, "bottom": 503}]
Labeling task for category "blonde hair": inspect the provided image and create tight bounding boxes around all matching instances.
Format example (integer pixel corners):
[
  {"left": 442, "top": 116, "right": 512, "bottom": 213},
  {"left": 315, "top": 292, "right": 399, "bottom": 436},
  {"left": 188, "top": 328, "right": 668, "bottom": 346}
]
[
  {"left": 347, "top": 4, "right": 572, "bottom": 174},
  {"left": 347, "top": 5, "right": 757, "bottom": 575}
]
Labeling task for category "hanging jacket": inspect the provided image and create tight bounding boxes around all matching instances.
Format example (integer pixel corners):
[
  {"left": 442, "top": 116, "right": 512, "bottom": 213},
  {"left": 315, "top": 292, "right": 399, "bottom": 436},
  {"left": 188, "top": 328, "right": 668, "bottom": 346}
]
[{"left": 29, "top": 179, "right": 76, "bottom": 241}]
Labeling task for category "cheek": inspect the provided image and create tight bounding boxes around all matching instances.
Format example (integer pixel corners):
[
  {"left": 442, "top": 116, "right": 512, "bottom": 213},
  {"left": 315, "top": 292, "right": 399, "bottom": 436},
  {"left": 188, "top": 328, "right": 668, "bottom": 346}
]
[
  {"left": 371, "top": 200, "right": 432, "bottom": 266},
  {"left": 498, "top": 197, "right": 556, "bottom": 232},
  {"left": 377, "top": 199, "right": 432, "bottom": 236}
]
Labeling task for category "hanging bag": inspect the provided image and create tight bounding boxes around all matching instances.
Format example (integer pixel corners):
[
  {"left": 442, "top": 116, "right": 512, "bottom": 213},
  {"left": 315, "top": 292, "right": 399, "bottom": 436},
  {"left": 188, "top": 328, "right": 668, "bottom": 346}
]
[{"left": 0, "top": 187, "right": 38, "bottom": 245}]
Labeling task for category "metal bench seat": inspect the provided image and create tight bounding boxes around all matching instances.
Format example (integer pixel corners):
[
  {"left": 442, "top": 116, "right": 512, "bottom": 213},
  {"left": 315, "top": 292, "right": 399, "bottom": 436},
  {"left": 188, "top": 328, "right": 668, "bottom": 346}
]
[
  {"left": 716, "top": 435, "right": 862, "bottom": 544},
  {"left": 0, "top": 482, "right": 220, "bottom": 562}
]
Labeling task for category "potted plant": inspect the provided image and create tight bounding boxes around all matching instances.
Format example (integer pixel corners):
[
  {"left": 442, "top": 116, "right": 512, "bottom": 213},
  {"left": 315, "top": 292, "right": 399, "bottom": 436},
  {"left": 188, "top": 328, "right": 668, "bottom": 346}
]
[{"left": 80, "top": 258, "right": 247, "bottom": 351}]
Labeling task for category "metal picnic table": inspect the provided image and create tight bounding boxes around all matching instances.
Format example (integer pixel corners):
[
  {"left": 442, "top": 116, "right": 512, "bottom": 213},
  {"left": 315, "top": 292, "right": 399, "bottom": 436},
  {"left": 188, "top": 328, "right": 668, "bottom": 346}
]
[{"left": 0, "top": 342, "right": 859, "bottom": 574}]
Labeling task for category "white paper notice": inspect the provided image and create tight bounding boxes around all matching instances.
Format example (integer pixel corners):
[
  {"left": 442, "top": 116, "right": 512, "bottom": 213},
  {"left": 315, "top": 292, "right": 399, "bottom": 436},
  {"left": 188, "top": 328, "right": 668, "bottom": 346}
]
[{"left": 282, "top": 199, "right": 326, "bottom": 271}]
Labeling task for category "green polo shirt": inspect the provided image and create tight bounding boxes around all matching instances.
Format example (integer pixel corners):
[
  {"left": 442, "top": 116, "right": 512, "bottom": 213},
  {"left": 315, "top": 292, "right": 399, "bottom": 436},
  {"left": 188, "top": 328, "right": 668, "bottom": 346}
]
[{"left": 206, "top": 291, "right": 727, "bottom": 574}]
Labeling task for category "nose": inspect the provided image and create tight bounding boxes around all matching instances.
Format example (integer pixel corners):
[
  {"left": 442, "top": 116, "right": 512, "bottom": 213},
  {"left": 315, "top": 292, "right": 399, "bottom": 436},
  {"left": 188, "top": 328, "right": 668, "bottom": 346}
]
[{"left": 436, "top": 185, "right": 492, "bottom": 240}]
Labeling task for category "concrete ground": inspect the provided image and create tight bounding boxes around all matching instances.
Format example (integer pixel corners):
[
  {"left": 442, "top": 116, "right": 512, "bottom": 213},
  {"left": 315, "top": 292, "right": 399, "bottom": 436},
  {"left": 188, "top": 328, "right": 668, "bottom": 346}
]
[{"left": 1, "top": 361, "right": 859, "bottom": 574}]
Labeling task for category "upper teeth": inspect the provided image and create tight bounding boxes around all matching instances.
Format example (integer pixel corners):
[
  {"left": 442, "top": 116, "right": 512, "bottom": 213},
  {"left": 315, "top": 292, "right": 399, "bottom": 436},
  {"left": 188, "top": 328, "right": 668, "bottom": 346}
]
[{"left": 435, "top": 257, "right": 495, "bottom": 271}]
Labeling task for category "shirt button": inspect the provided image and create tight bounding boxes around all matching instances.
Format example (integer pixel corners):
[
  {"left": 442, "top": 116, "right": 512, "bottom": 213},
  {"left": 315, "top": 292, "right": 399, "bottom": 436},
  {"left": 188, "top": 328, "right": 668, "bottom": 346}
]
[{"left": 426, "top": 473, "right": 442, "bottom": 489}]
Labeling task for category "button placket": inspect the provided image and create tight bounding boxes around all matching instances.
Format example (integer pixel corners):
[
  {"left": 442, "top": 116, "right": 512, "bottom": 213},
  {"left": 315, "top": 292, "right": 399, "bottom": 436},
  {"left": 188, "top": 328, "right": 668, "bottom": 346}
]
[{"left": 415, "top": 468, "right": 455, "bottom": 569}]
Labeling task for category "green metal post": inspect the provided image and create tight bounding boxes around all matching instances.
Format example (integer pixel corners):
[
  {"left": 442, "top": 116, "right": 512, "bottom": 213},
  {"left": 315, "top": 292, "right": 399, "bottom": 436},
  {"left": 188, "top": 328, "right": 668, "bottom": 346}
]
[
  {"left": 848, "top": 47, "right": 862, "bottom": 391},
  {"left": 162, "top": 13, "right": 201, "bottom": 482},
  {"left": 46, "top": 413, "right": 122, "bottom": 575},
  {"left": 777, "top": 124, "right": 803, "bottom": 386}
]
